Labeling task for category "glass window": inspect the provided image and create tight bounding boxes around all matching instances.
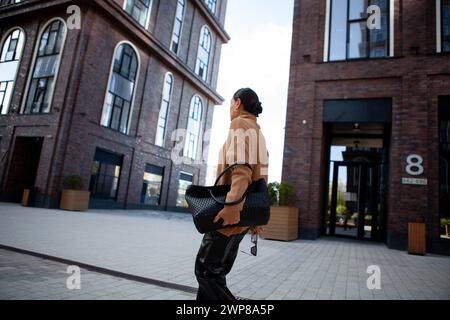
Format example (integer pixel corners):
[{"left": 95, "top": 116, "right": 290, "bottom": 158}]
[
  {"left": 204, "top": 0, "right": 217, "bottom": 14},
  {"left": 195, "top": 26, "right": 212, "bottom": 81},
  {"left": 23, "top": 19, "right": 66, "bottom": 114},
  {"left": 124, "top": 0, "right": 153, "bottom": 29},
  {"left": 141, "top": 164, "right": 164, "bottom": 206},
  {"left": 101, "top": 43, "right": 139, "bottom": 134},
  {"left": 171, "top": 0, "right": 185, "bottom": 54},
  {"left": 439, "top": 98, "right": 450, "bottom": 240},
  {"left": 89, "top": 149, "right": 123, "bottom": 200},
  {"left": 443, "top": 0, "right": 450, "bottom": 52},
  {"left": 184, "top": 95, "right": 203, "bottom": 160},
  {"left": 155, "top": 73, "right": 173, "bottom": 147},
  {"left": 0, "top": 28, "right": 25, "bottom": 115},
  {"left": 328, "top": 0, "right": 389, "bottom": 61},
  {"left": 176, "top": 172, "right": 193, "bottom": 207}
]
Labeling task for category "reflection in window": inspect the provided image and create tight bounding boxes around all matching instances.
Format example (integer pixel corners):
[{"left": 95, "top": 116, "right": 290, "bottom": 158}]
[
  {"left": 124, "top": 0, "right": 153, "bottom": 29},
  {"left": 23, "top": 19, "right": 66, "bottom": 114},
  {"left": 141, "top": 164, "right": 164, "bottom": 206},
  {"left": 443, "top": 0, "right": 450, "bottom": 52},
  {"left": 328, "top": 0, "right": 389, "bottom": 61},
  {"left": 439, "top": 99, "right": 450, "bottom": 240},
  {"left": 184, "top": 95, "right": 203, "bottom": 160},
  {"left": 171, "top": 0, "right": 185, "bottom": 54},
  {"left": 101, "top": 42, "right": 139, "bottom": 134},
  {"left": 0, "top": 28, "right": 25, "bottom": 114},
  {"left": 89, "top": 149, "right": 123, "bottom": 200},
  {"left": 176, "top": 172, "right": 193, "bottom": 207},
  {"left": 195, "top": 26, "right": 212, "bottom": 81},
  {"left": 155, "top": 73, "right": 173, "bottom": 147}
]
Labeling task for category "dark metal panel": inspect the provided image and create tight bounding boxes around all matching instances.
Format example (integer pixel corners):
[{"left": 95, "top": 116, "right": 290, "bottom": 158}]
[{"left": 324, "top": 98, "right": 392, "bottom": 123}]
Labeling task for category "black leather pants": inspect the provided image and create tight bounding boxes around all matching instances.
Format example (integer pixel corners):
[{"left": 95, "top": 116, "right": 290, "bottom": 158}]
[{"left": 195, "top": 229, "right": 249, "bottom": 300}]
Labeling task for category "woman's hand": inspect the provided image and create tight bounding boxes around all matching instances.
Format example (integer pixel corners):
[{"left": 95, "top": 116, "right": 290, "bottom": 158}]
[
  {"left": 250, "top": 226, "right": 264, "bottom": 235},
  {"left": 213, "top": 206, "right": 240, "bottom": 226}
]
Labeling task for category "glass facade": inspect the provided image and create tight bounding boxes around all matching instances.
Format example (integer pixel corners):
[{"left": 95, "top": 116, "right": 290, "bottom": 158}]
[
  {"left": 23, "top": 19, "right": 66, "bottom": 114},
  {"left": 101, "top": 43, "right": 139, "bottom": 134},
  {"left": 204, "top": 0, "right": 217, "bottom": 14},
  {"left": 328, "top": 0, "right": 389, "bottom": 61},
  {"left": 89, "top": 149, "right": 123, "bottom": 200},
  {"left": 124, "top": 0, "right": 152, "bottom": 29},
  {"left": 439, "top": 98, "right": 450, "bottom": 240},
  {"left": 176, "top": 172, "right": 193, "bottom": 207},
  {"left": 195, "top": 26, "right": 212, "bottom": 81},
  {"left": 155, "top": 73, "right": 173, "bottom": 147},
  {"left": 0, "top": 28, "right": 25, "bottom": 114},
  {"left": 171, "top": 0, "right": 185, "bottom": 54},
  {"left": 141, "top": 164, "right": 164, "bottom": 206},
  {"left": 184, "top": 95, "right": 203, "bottom": 160}
]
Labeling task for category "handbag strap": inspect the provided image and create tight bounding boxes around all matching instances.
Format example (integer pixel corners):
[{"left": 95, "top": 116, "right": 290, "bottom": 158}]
[{"left": 210, "top": 162, "right": 253, "bottom": 206}]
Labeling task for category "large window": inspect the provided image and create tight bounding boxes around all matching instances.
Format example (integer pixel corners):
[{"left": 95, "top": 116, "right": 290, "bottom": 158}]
[
  {"left": 170, "top": 0, "right": 185, "bottom": 54},
  {"left": 155, "top": 73, "right": 173, "bottom": 147},
  {"left": 326, "top": 0, "right": 391, "bottom": 61},
  {"left": 101, "top": 42, "right": 139, "bottom": 135},
  {"left": 123, "top": 0, "right": 153, "bottom": 29},
  {"left": 0, "top": 28, "right": 25, "bottom": 115},
  {"left": 195, "top": 26, "right": 212, "bottom": 82},
  {"left": 176, "top": 172, "right": 193, "bottom": 207},
  {"left": 141, "top": 164, "right": 164, "bottom": 206},
  {"left": 204, "top": 0, "right": 217, "bottom": 14},
  {"left": 184, "top": 95, "right": 203, "bottom": 160},
  {"left": 441, "top": 0, "right": 450, "bottom": 52},
  {"left": 439, "top": 97, "right": 450, "bottom": 240},
  {"left": 89, "top": 149, "right": 123, "bottom": 200},
  {"left": 23, "top": 19, "right": 66, "bottom": 114}
]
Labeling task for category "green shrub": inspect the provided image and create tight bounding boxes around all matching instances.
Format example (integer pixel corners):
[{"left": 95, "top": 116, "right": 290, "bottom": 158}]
[
  {"left": 268, "top": 182, "right": 295, "bottom": 206},
  {"left": 63, "top": 175, "right": 84, "bottom": 190}
]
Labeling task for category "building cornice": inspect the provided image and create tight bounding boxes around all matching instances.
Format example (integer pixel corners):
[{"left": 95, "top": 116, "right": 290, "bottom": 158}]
[{"left": 0, "top": 0, "right": 225, "bottom": 104}]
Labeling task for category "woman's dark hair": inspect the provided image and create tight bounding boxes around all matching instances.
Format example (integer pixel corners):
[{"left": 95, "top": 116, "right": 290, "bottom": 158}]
[{"left": 233, "top": 88, "right": 263, "bottom": 117}]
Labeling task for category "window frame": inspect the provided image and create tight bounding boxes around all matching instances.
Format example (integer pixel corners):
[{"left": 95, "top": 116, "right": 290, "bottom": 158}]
[
  {"left": 155, "top": 72, "right": 173, "bottom": 147},
  {"left": 21, "top": 18, "right": 67, "bottom": 114},
  {"left": 184, "top": 95, "right": 203, "bottom": 160},
  {"left": 204, "top": 0, "right": 217, "bottom": 15},
  {"left": 195, "top": 25, "right": 212, "bottom": 82},
  {"left": 170, "top": 0, "right": 186, "bottom": 54},
  {"left": 438, "top": 0, "right": 450, "bottom": 53},
  {"left": 324, "top": 0, "right": 394, "bottom": 62},
  {"left": 0, "top": 27, "right": 25, "bottom": 115},
  {"left": 100, "top": 41, "right": 141, "bottom": 135},
  {"left": 123, "top": 0, "right": 153, "bottom": 30}
]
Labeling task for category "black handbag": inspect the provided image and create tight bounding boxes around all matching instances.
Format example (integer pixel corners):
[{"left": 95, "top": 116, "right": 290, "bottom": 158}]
[{"left": 185, "top": 162, "right": 271, "bottom": 234}]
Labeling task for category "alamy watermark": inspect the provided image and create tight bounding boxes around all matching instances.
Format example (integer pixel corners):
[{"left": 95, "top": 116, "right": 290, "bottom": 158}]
[{"left": 66, "top": 265, "right": 81, "bottom": 290}]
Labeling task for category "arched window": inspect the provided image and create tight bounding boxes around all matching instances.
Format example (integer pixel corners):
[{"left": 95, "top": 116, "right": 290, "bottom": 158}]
[
  {"left": 101, "top": 42, "right": 140, "bottom": 134},
  {"left": 0, "top": 28, "right": 25, "bottom": 115},
  {"left": 123, "top": 0, "right": 153, "bottom": 29},
  {"left": 155, "top": 73, "right": 173, "bottom": 147},
  {"left": 170, "top": 0, "right": 185, "bottom": 54},
  {"left": 23, "top": 19, "right": 66, "bottom": 114},
  {"left": 195, "top": 26, "right": 212, "bottom": 82},
  {"left": 184, "top": 95, "right": 203, "bottom": 159},
  {"left": 0, "top": 0, "right": 22, "bottom": 7},
  {"left": 204, "top": 0, "right": 217, "bottom": 14}
]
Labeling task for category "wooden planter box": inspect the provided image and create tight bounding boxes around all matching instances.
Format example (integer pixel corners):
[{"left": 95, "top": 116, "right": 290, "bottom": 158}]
[
  {"left": 261, "top": 206, "right": 299, "bottom": 241},
  {"left": 408, "top": 222, "right": 426, "bottom": 255},
  {"left": 22, "top": 189, "right": 30, "bottom": 206},
  {"left": 60, "top": 190, "right": 90, "bottom": 211}
]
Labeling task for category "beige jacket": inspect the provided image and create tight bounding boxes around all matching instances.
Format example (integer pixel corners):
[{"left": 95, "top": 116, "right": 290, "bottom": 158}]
[{"left": 215, "top": 110, "right": 269, "bottom": 237}]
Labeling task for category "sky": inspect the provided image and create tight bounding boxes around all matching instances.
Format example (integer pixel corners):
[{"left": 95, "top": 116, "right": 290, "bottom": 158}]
[{"left": 206, "top": 0, "right": 294, "bottom": 184}]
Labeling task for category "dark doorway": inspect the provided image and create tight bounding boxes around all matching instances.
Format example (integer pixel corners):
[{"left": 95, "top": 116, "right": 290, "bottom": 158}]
[{"left": 4, "top": 137, "right": 43, "bottom": 202}]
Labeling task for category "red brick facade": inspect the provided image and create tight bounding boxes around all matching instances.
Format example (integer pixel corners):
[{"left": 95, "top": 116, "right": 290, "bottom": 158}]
[
  {"left": 283, "top": 0, "right": 450, "bottom": 254},
  {"left": 0, "top": 0, "right": 228, "bottom": 211}
]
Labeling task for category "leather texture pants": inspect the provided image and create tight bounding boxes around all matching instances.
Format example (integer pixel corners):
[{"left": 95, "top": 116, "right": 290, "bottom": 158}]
[{"left": 195, "top": 228, "right": 249, "bottom": 300}]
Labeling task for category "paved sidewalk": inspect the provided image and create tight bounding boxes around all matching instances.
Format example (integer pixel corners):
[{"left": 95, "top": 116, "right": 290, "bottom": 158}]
[
  {"left": 0, "top": 203, "right": 449, "bottom": 300},
  {"left": 0, "top": 249, "right": 195, "bottom": 300}
]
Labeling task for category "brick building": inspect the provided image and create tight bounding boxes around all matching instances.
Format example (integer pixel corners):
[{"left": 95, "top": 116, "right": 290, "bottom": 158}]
[
  {"left": 283, "top": 0, "right": 450, "bottom": 254},
  {"left": 0, "top": 0, "right": 229, "bottom": 211}
]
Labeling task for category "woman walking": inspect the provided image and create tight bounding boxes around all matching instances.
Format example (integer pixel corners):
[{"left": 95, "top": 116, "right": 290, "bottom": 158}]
[{"left": 194, "top": 88, "right": 269, "bottom": 300}]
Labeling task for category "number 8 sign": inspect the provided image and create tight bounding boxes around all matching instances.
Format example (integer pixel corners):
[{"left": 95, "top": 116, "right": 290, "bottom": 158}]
[{"left": 406, "top": 154, "right": 424, "bottom": 176}]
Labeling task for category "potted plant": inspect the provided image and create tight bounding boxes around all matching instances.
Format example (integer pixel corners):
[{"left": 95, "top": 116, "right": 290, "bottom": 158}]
[
  {"left": 261, "top": 182, "right": 299, "bottom": 241},
  {"left": 60, "top": 175, "right": 90, "bottom": 211}
]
